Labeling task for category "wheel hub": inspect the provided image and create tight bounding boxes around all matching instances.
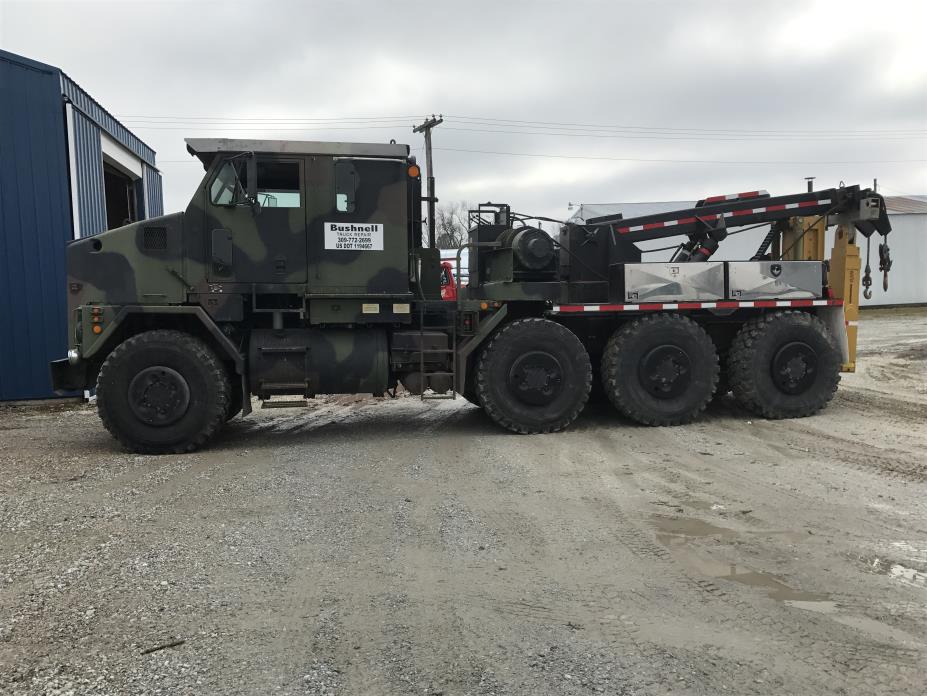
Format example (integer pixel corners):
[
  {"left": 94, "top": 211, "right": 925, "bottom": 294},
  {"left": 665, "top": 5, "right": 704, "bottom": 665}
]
[
  {"left": 508, "top": 351, "right": 563, "bottom": 406},
  {"left": 771, "top": 341, "right": 817, "bottom": 395},
  {"left": 639, "top": 344, "right": 692, "bottom": 399},
  {"left": 128, "top": 366, "right": 191, "bottom": 426}
]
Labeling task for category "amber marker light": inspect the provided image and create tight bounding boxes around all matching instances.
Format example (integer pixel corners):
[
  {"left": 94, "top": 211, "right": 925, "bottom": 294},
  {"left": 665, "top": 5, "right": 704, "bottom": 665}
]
[
  {"left": 408, "top": 164, "right": 421, "bottom": 178},
  {"left": 92, "top": 325, "right": 103, "bottom": 334}
]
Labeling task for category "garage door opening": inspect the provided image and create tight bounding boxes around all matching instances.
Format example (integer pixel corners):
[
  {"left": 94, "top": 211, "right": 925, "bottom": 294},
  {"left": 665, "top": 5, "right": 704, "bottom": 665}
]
[{"left": 103, "top": 162, "right": 137, "bottom": 230}]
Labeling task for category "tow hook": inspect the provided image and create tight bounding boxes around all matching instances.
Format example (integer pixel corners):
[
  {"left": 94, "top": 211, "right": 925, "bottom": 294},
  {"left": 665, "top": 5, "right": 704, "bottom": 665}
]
[{"left": 879, "top": 239, "right": 892, "bottom": 292}]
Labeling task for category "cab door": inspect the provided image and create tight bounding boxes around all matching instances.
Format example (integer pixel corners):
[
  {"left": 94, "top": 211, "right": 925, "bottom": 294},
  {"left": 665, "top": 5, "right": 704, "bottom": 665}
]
[
  {"left": 205, "top": 156, "right": 307, "bottom": 284},
  {"left": 306, "top": 157, "right": 409, "bottom": 296}
]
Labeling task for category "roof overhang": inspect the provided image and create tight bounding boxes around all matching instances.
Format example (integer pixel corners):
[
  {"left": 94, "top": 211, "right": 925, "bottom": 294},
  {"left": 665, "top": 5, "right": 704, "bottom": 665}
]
[{"left": 185, "top": 138, "right": 410, "bottom": 167}]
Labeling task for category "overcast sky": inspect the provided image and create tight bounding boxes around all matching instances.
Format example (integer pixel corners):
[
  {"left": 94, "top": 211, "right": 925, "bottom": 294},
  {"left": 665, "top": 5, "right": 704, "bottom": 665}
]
[{"left": 2, "top": 0, "right": 925, "bottom": 220}]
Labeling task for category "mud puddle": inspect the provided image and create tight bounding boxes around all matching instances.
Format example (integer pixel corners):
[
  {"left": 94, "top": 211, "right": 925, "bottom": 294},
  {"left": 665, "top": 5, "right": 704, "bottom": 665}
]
[{"left": 652, "top": 514, "right": 829, "bottom": 603}]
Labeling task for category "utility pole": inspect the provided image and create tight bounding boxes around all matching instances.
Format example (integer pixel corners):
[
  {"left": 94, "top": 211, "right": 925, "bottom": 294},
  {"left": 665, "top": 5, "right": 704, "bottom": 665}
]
[{"left": 413, "top": 114, "right": 443, "bottom": 248}]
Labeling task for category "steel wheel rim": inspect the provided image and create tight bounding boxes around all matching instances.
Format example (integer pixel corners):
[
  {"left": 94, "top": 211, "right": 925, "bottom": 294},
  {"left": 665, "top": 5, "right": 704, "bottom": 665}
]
[
  {"left": 128, "top": 366, "right": 191, "bottom": 426},
  {"left": 771, "top": 341, "right": 817, "bottom": 395},
  {"left": 638, "top": 344, "right": 692, "bottom": 399},
  {"left": 508, "top": 350, "right": 563, "bottom": 406}
]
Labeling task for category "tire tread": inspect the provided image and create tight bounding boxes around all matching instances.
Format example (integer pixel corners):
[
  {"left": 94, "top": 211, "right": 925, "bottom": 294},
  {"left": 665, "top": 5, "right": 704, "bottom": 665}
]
[
  {"left": 476, "top": 318, "right": 591, "bottom": 434},
  {"left": 727, "top": 310, "right": 839, "bottom": 419},
  {"left": 601, "top": 313, "right": 718, "bottom": 426},
  {"left": 96, "top": 329, "right": 230, "bottom": 454}
]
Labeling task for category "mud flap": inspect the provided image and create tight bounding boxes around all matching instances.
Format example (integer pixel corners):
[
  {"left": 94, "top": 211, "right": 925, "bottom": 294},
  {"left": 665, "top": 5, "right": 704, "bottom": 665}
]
[{"left": 816, "top": 305, "right": 849, "bottom": 367}]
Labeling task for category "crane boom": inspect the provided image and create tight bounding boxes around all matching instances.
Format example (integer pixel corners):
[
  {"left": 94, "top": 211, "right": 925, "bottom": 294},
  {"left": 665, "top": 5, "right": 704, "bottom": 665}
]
[{"left": 582, "top": 185, "right": 890, "bottom": 261}]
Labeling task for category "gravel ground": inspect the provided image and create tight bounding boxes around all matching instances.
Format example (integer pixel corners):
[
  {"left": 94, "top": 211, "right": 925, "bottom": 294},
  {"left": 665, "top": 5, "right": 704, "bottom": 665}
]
[{"left": 1, "top": 309, "right": 925, "bottom": 695}]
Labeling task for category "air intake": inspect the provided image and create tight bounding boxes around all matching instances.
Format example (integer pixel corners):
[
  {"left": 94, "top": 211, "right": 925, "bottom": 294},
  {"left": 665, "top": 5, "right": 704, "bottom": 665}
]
[{"left": 143, "top": 227, "right": 167, "bottom": 251}]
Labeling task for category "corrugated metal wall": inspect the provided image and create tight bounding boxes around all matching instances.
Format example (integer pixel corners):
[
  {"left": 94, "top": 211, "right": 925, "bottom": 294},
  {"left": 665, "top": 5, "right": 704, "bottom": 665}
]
[
  {"left": 72, "top": 110, "right": 107, "bottom": 237},
  {"left": 63, "top": 78, "right": 165, "bottom": 237},
  {"left": 1, "top": 49, "right": 165, "bottom": 400},
  {"left": 0, "top": 52, "right": 74, "bottom": 400},
  {"left": 61, "top": 74, "right": 156, "bottom": 166},
  {"left": 144, "top": 163, "right": 164, "bottom": 217}
]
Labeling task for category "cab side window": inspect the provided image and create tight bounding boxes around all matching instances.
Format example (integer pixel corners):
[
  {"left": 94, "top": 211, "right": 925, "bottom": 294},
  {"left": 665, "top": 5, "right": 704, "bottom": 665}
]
[{"left": 255, "top": 161, "right": 301, "bottom": 208}]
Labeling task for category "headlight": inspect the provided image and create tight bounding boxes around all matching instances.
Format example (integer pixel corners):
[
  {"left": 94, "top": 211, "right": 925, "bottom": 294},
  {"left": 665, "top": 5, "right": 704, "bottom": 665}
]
[{"left": 67, "top": 348, "right": 80, "bottom": 364}]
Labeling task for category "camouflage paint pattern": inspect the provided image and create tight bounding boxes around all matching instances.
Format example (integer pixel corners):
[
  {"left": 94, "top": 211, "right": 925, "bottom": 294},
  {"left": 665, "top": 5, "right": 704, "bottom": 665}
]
[
  {"left": 62, "top": 143, "right": 424, "bottom": 370},
  {"left": 53, "top": 139, "right": 542, "bottom": 399}
]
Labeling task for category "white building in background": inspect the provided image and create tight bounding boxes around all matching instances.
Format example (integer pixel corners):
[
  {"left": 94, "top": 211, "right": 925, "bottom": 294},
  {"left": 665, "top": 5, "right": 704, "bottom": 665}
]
[{"left": 567, "top": 195, "right": 927, "bottom": 307}]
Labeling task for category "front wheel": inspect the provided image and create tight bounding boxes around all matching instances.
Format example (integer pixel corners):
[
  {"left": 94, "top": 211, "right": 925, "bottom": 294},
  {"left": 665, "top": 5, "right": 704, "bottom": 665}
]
[
  {"left": 727, "top": 311, "right": 840, "bottom": 419},
  {"left": 476, "top": 318, "right": 591, "bottom": 433},
  {"left": 96, "top": 330, "right": 231, "bottom": 454}
]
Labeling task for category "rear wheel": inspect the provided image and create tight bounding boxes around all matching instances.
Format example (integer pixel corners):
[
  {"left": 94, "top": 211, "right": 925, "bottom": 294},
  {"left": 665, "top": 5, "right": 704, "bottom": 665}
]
[
  {"left": 601, "top": 314, "right": 718, "bottom": 426},
  {"left": 728, "top": 311, "right": 840, "bottom": 419},
  {"left": 96, "top": 330, "right": 231, "bottom": 454},
  {"left": 476, "top": 318, "right": 591, "bottom": 433}
]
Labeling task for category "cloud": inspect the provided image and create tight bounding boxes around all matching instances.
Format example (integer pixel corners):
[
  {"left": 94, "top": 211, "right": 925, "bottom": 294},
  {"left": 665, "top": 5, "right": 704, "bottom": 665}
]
[{"left": 2, "top": 0, "right": 924, "bottom": 218}]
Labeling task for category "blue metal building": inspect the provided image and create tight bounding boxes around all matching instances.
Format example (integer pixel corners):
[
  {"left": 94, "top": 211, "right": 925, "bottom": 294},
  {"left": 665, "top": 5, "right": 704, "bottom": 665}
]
[{"left": 0, "top": 49, "right": 164, "bottom": 400}]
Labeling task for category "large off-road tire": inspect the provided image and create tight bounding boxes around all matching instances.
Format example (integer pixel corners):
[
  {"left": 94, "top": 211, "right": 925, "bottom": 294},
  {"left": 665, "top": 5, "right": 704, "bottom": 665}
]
[
  {"left": 586, "top": 350, "right": 610, "bottom": 405},
  {"left": 96, "top": 330, "right": 231, "bottom": 454},
  {"left": 728, "top": 311, "right": 840, "bottom": 419},
  {"left": 476, "top": 318, "right": 591, "bottom": 434},
  {"left": 710, "top": 353, "right": 731, "bottom": 403},
  {"left": 601, "top": 314, "right": 718, "bottom": 426}
]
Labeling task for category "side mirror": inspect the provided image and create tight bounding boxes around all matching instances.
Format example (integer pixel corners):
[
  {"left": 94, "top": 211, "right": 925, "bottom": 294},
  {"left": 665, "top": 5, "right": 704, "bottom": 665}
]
[
  {"left": 244, "top": 156, "right": 263, "bottom": 215},
  {"left": 245, "top": 156, "right": 258, "bottom": 203}
]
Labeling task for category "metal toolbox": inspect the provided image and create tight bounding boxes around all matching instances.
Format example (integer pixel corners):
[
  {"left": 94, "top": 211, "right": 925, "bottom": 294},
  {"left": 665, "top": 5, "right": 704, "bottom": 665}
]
[
  {"left": 615, "top": 262, "right": 725, "bottom": 302},
  {"left": 727, "top": 261, "right": 824, "bottom": 300}
]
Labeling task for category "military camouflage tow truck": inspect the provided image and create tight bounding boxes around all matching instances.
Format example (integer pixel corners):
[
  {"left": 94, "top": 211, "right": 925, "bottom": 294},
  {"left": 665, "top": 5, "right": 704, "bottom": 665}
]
[{"left": 51, "top": 137, "right": 892, "bottom": 453}]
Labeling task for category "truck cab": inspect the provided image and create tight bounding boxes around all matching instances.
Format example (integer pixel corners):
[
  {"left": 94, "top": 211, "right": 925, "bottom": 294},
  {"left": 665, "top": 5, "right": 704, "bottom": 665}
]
[{"left": 52, "top": 139, "right": 448, "bottom": 452}]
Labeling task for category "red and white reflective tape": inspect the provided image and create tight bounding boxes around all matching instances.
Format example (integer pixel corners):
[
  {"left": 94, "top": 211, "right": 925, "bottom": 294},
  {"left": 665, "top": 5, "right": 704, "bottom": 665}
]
[
  {"left": 614, "top": 198, "right": 831, "bottom": 235},
  {"left": 703, "top": 190, "right": 769, "bottom": 204},
  {"left": 551, "top": 298, "right": 843, "bottom": 314}
]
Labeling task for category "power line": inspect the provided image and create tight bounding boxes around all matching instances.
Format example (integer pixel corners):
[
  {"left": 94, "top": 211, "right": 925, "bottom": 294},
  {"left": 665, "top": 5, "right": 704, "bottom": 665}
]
[
  {"left": 117, "top": 115, "right": 419, "bottom": 122},
  {"left": 126, "top": 120, "right": 926, "bottom": 142},
  {"left": 124, "top": 124, "right": 411, "bottom": 131},
  {"left": 432, "top": 146, "right": 926, "bottom": 165},
  {"left": 444, "top": 114, "right": 927, "bottom": 135},
  {"left": 115, "top": 112, "right": 927, "bottom": 136},
  {"left": 156, "top": 147, "right": 925, "bottom": 166},
  {"left": 442, "top": 126, "right": 923, "bottom": 142}
]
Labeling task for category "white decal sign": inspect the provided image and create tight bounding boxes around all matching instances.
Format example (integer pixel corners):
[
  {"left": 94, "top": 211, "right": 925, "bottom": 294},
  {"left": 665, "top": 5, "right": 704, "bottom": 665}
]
[{"left": 324, "top": 222, "right": 384, "bottom": 251}]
